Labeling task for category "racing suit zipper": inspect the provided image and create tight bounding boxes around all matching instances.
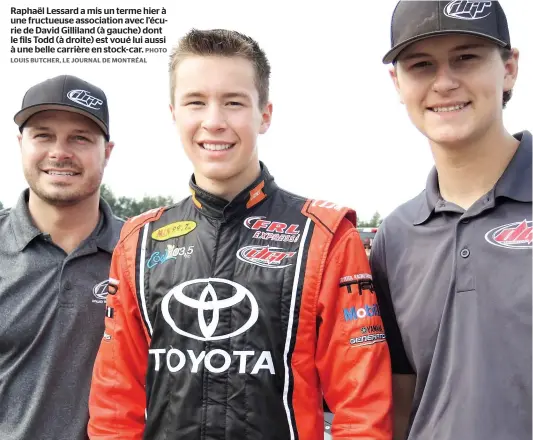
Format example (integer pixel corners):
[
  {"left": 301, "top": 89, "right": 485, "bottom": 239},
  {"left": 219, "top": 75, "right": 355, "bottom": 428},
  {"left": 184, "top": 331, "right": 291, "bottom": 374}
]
[{"left": 201, "top": 219, "right": 223, "bottom": 440}]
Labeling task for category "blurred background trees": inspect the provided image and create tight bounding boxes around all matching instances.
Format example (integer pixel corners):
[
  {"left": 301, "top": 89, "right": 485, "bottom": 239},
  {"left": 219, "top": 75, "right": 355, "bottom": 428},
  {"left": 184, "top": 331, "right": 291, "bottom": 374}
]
[
  {"left": 0, "top": 190, "right": 383, "bottom": 226},
  {"left": 100, "top": 184, "right": 174, "bottom": 220},
  {"left": 357, "top": 211, "right": 382, "bottom": 228}
]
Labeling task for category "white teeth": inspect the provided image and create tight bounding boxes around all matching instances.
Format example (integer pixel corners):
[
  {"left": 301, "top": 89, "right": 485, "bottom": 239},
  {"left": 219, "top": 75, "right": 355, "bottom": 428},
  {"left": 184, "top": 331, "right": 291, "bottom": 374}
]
[
  {"left": 48, "top": 171, "right": 75, "bottom": 176},
  {"left": 432, "top": 103, "right": 467, "bottom": 112},
  {"left": 201, "top": 143, "right": 233, "bottom": 151}
]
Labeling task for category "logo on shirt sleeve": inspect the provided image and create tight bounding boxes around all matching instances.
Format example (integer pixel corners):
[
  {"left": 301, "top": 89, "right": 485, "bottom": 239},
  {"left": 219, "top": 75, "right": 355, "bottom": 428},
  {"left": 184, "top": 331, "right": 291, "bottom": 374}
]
[
  {"left": 343, "top": 303, "right": 381, "bottom": 321},
  {"left": 349, "top": 325, "right": 386, "bottom": 347},
  {"left": 340, "top": 272, "right": 385, "bottom": 347},
  {"left": 339, "top": 274, "right": 374, "bottom": 295}
]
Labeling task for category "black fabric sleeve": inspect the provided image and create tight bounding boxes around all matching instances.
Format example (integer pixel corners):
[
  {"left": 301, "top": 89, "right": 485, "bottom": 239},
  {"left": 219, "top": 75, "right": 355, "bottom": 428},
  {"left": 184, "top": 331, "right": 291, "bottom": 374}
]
[{"left": 370, "top": 228, "right": 415, "bottom": 375}]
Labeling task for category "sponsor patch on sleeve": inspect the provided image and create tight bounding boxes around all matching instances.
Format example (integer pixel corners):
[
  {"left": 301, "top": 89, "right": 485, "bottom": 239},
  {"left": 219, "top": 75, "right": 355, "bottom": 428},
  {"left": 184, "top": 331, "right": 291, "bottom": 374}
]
[
  {"left": 339, "top": 272, "right": 385, "bottom": 347},
  {"left": 349, "top": 324, "right": 386, "bottom": 347},
  {"left": 339, "top": 273, "right": 374, "bottom": 295}
]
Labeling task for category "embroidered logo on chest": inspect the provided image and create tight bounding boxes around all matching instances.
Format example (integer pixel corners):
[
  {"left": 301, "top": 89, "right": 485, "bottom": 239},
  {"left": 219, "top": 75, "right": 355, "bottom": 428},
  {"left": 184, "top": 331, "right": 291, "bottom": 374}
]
[{"left": 485, "top": 220, "right": 532, "bottom": 249}]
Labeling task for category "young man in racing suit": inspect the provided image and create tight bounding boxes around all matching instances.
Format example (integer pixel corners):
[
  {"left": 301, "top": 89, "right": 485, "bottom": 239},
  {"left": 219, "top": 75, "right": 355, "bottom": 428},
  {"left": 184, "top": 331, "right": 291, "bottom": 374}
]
[{"left": 88, "top": 29, "right": 393, "bottom": 440}]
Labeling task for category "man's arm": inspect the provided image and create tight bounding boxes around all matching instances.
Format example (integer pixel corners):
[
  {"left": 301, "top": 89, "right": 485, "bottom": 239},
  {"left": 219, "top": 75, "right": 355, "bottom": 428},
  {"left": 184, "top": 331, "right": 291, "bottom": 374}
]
[
  {"left": 316, "top": 219, "right": 393, "bottom": 439},
  {"left": 370, "top": 229, "right": 416, "bottom": 440},
  {"left": 88, "top": 238, "right": 149, "bottom": 439},
  {"left": 392, "top": 374, "right": 416, "bottom": 440}
]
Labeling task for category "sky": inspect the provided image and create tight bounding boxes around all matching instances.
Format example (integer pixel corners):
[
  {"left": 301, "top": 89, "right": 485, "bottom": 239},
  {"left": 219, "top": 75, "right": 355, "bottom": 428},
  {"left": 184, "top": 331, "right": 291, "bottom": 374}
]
[{"left": 1, "top": 1, "right": 531, "bottom": 221}]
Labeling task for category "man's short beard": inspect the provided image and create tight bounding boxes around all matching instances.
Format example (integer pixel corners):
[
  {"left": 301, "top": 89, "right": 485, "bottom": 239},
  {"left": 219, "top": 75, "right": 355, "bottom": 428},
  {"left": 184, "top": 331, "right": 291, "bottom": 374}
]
[
  {"left": 25, "top": 167, "right": 104, "bottom": 207},
  {"left": 29, "top": 181, "right": 101, "bottom": 207}
]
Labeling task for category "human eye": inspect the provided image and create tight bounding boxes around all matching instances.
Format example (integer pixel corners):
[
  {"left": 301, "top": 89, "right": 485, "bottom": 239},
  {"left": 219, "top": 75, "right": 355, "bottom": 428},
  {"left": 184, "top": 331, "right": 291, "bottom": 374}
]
[
  {"left": 74, "top": 135, "right": 91, "bottom": 142},
  {"left": 185, "top": 101, "right": 205, "bottom": 106},
  {"left": 227, "top": 101, "right": 244, "bottom": 107},
  {"left": 34, "top": 132, "right": 50, "bottom": 139},
  {"left": 410, "top": 60, "right": 432, "bottom": 70},
  {"left": 457, "top": 53, "right": 478, "bottom": 61}
]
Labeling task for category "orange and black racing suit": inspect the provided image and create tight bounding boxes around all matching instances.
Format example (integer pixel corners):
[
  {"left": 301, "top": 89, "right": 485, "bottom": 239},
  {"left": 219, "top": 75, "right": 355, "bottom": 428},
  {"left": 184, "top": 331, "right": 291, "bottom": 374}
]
[{"left": 88, "top": 164, "right": 392, "bottom": 440}]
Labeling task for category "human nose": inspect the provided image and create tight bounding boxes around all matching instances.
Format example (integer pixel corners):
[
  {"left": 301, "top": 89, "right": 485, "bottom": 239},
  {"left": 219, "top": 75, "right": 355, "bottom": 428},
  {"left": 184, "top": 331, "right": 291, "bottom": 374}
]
[
  {"left": 201, "top": 104, "right": 227, "bottom": 131},
  {"left": 432, "top": 63, "right": 459, "bottom": 94},
  {"left": 47, "top": 138, "right": 73, "bottom": 161}
]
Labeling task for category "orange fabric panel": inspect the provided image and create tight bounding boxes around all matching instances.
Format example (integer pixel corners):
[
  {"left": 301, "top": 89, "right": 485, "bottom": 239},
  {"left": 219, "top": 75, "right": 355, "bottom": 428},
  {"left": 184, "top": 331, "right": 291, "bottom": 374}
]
[
  {"left": 290, "top": 212, "right": 329, "bottom": 440},
  {"left": 292, "top": 200, "right": 393, "bottom": 439},
  {"left": 88, "top": 208, "right": 165, "bottom": 439}
]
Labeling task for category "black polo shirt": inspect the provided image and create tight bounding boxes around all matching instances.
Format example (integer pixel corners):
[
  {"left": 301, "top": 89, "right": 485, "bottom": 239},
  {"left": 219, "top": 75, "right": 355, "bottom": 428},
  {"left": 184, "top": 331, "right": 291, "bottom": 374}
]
[
  {"left": 371, "top": 131, "right": 532, "bottom": 440},
  {"left": 0, "top": 190, "right": 123, "bottom": 440}
]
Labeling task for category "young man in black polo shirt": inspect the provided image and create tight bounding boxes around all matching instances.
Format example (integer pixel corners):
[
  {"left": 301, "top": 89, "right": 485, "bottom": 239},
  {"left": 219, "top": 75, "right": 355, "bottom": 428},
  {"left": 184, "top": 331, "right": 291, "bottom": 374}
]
[
  {"left": 0, "top": 75, "right": 123, "bottom": 440},
  {"left": 372, "top": 2, "right": 531, "bottom": 439}
]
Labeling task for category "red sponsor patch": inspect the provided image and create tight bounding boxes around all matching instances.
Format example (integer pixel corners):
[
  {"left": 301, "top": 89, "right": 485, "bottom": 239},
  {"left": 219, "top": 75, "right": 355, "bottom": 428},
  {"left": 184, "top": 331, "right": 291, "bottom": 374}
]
[{"left": 485, "top": 220, "right": 532, "bottom": 249}]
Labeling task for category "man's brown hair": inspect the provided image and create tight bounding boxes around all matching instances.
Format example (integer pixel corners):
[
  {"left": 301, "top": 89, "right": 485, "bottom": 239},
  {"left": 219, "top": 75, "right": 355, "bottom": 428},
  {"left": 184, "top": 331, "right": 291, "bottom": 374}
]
[{"left": 168, "top": 29, "right": 271, "bottom": 108}]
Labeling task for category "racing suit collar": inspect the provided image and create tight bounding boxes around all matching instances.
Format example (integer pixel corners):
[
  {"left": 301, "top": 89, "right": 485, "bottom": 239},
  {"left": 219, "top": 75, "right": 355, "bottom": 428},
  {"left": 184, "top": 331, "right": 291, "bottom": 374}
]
[{"left": 189, "top": 162, "right": 278, "bottom": 221}]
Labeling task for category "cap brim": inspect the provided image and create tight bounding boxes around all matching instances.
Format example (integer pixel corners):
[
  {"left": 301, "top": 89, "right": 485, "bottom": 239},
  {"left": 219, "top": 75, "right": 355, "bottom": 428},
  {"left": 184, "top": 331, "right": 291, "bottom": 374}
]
[
  {"left": 14, "top": 103, "right": 109, "bottom": 138},
  {"left": 382, "top": 30, "right": 509, "bottom": 64}
]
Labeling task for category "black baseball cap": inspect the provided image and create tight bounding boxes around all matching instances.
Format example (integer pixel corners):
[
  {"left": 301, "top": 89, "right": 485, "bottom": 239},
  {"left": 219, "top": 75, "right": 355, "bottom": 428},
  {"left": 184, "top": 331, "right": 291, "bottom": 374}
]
[
  {"left": 383, "top": 1, "right": 511, "bottom": 64},
  {"left": 14, "top": 75, "right": 110, "bottom": 140}
]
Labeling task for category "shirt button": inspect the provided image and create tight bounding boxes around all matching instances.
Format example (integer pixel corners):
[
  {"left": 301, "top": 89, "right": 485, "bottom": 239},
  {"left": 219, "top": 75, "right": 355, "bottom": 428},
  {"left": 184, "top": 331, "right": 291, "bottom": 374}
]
[
  {"left": 64, "top": 281, "right": 72, "bottom": 290},
  {"left": 460, "top": 248, "right": 470, "bottom": 258}
]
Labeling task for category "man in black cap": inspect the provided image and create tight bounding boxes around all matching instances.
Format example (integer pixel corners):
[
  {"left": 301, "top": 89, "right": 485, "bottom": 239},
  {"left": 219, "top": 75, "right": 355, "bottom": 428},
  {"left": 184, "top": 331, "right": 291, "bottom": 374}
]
[
  {"left": 372, "top": 1, "right": 531, "bottom": 439},
  {"left": 0, "top": 75, "right": 123, "bottom": 440}
]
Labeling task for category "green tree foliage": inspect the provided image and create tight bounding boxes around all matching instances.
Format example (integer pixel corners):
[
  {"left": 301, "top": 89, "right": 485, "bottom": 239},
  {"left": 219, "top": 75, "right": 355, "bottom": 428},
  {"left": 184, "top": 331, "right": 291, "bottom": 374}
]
[
  {"left": 100, "top": 184, "right": 174, "bottom": 220},
  {"left": 358, "top": 211, "right": 382, "bottom": 228}
]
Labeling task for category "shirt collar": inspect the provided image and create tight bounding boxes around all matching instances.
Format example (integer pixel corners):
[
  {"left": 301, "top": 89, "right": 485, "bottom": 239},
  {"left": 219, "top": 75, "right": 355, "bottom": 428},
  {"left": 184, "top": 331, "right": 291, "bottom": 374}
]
[
  {"left": 413, "top": 130, "right": 532, "bottom": 225},
  {"left": 494, "top": 130, "right": 532, "bottom": 202},
  {"left": 11, "top": 190, "right": 42, "bottom": 251},
  {"left": 413, "top": 167, "right": 440, "bottom": 226},
  {"left": 189, "top": 162, "right": 278, "bottom": 221},
  {"left": 95, "top": 197, "right": 123, "bottom": 253},
  {"left": 11, "top": 189, "right": 121, "bottom": 253}
]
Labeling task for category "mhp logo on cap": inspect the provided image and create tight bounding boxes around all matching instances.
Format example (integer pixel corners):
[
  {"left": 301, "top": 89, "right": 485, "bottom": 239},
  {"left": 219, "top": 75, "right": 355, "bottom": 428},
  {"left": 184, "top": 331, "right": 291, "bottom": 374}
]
[
  {"left": 444, "top": 1, "right": 493, "bottom": 20},
  {"left": 67, "top": 89, "right": 103, "bottom": 110}
]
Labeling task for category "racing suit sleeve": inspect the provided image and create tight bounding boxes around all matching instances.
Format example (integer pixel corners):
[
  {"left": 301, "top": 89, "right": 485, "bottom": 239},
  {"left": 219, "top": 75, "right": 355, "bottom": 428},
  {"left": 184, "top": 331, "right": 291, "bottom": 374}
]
[
  {"left": 88, "top": 239, "right": 148, "bottom": 439},
  {"left": 316, "top": 219, "right": 393, "bottom": 439}
]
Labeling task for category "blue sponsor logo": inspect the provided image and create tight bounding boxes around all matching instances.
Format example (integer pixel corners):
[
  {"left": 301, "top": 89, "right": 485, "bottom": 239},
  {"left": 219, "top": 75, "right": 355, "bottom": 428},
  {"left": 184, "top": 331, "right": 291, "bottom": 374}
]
[
  {"left": 147, "top": 251, "right": 172, "bottom": 269},
  {"left": 343, "top": 304, "right": 381, "bottom": 321},
  {"left": 147, "top": 245, "right": 194, "bottom": 269}
]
